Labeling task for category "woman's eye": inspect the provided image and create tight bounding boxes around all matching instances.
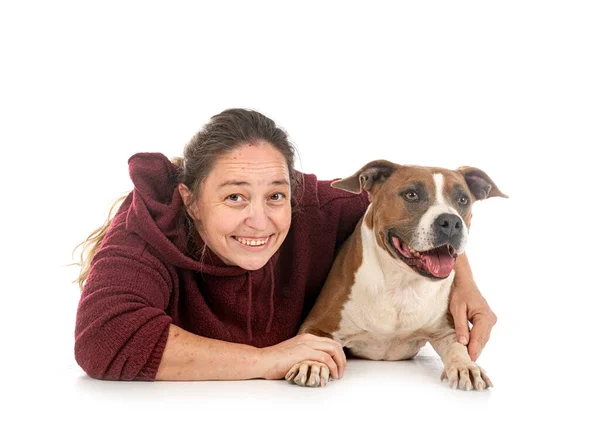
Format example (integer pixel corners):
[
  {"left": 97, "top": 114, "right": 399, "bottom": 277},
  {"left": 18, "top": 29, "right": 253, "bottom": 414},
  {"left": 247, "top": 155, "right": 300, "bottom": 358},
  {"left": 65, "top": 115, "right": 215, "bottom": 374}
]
[
  {"left": 270, "top": 193, "right": 285, "bottom": 201},
  {"left": 404, "top": 191, "right": 419, "bottom": 201},
  {"left": 227, "top": 194, "right": 243, "bottom": 202}
]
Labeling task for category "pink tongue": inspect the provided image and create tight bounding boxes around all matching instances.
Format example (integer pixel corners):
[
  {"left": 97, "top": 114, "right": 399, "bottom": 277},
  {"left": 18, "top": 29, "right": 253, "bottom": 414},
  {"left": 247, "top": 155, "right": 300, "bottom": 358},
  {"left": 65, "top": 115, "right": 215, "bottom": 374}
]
[{"left": 421, "top": 247, "right": 455, "bottom": 278}]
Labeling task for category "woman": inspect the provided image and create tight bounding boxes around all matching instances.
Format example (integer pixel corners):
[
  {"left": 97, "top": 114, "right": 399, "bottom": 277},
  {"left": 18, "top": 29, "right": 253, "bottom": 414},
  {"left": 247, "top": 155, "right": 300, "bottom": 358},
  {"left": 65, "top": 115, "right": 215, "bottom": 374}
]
[{"left": 74, "top": 108, "right": 496, "bottom": 381}]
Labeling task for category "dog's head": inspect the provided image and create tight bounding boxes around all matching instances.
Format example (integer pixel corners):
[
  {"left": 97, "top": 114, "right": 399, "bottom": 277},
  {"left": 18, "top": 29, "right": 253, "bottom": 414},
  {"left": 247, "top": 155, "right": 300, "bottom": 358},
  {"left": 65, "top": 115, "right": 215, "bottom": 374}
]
[{"left": 332, "top": 160, "right": 507, "bottom": 280}]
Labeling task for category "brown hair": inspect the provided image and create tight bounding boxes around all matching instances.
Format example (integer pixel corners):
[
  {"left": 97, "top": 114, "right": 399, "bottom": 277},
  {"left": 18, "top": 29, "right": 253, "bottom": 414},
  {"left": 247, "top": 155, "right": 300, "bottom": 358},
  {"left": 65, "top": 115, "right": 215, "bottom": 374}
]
[{"left": 73, "top": 108, "right": 301, "bottom": 290}]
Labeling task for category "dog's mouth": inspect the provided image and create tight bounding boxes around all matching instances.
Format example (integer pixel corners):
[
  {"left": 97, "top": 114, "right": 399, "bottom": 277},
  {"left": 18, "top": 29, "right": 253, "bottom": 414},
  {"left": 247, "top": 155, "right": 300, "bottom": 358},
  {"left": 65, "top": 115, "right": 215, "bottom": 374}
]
[{"left": 387, "top": 232, "right": 458, "bottom": 279}]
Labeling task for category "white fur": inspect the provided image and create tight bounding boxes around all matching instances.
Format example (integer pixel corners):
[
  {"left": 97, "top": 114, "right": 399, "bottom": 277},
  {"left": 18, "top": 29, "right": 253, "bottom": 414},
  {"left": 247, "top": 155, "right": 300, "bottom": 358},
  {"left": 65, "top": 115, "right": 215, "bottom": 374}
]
[
  {"left": 412, "top": 173, "right": 468, "bottom": 254},
  {"left": 332, "top": 215, "right": 455, "bottom": 360},
  {"left": 434, "top": 172, "right": 445, "bottom": 204}
]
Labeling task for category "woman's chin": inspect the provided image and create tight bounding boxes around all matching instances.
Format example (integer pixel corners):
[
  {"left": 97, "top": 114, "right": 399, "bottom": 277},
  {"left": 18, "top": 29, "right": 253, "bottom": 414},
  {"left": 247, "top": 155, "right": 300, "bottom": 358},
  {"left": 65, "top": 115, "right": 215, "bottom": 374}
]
[{"left": 235, "top": 256, "right": 270, "bottom": 271}]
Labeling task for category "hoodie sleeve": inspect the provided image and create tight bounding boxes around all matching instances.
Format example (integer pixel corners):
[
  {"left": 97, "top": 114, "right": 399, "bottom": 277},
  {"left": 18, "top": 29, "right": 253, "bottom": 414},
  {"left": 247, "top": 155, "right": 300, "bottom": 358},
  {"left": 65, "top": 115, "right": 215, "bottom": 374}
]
[{"left": 74, "top": 200, "right": 173, "bottom": 381}]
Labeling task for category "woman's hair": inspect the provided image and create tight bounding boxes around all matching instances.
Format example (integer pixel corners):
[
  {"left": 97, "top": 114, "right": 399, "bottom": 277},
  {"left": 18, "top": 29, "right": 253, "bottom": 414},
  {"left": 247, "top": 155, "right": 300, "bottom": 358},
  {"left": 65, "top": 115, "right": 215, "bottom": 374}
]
[
  {"left": 178, "top": 108, "right": 301, "bottom": 204},
  {"left": 73, "top": 108, "right": 300, "bottom": 290}
]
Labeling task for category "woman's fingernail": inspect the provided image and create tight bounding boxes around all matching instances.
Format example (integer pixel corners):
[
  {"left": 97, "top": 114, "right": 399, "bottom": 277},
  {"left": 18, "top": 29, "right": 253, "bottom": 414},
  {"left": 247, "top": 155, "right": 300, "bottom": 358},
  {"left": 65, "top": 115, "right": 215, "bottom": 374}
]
[{"left": 459, "top": 336, "right": 467, "bottom": 345}]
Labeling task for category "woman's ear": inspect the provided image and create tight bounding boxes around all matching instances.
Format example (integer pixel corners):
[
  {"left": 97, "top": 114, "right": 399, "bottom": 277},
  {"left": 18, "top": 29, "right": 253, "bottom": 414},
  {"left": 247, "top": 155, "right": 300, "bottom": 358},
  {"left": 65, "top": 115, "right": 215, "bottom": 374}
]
[{"left": 178, "top": 183, "right": 200, "bottom": 220}]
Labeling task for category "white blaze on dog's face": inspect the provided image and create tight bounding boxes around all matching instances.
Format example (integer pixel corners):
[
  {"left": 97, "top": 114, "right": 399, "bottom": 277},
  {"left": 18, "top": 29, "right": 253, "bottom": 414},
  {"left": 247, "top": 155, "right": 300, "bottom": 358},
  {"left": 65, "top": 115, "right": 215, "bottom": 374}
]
[
  {"left": 332, "top": 161, "right": 507, "bottom": 280},
  {"left": 412, "top": 172, "right": 470, "bottom": 256}
]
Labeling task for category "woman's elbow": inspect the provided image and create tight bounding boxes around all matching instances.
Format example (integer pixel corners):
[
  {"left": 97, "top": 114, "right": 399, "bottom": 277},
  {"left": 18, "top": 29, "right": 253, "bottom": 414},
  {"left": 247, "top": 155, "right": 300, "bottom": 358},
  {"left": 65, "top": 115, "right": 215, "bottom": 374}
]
[{"left": 74, "top": 333, "right": 112, "bottom": 380}]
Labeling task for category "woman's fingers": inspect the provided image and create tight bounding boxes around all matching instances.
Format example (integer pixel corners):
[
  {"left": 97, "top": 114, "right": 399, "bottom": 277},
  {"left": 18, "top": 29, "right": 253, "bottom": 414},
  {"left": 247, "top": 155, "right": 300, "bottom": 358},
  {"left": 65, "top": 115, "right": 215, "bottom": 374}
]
[
  {"left": 467, "top": 311, "right": 497, "bottom": 361},
  {"left": 450, "top": 302, "right": 470, "bottom": 346}
]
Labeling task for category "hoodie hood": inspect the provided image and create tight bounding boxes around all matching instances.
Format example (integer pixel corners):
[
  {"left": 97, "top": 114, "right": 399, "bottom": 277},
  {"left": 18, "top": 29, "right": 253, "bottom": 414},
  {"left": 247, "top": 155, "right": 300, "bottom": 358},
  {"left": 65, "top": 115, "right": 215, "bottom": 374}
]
[
  {"left": 126, "top": 152, "right": 252, "bottom": 276},
  {"left": 126, "top": 152, "right": 277, "bottom": 341}
]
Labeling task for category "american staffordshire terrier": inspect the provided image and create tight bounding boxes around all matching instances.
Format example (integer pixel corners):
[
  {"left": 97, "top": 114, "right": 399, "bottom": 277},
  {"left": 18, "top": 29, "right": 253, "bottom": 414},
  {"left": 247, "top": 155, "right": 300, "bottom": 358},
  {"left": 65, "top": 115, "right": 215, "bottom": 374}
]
[{"left": 285, "top": 160, "right": 507, "bottom": 390}]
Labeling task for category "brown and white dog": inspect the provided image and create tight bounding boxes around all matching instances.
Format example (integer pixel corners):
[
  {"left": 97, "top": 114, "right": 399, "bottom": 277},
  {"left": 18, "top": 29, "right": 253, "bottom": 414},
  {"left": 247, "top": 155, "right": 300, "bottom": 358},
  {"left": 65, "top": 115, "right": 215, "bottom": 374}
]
[{"left": 285, "top": 160, "right": 507, "bottom": 390}]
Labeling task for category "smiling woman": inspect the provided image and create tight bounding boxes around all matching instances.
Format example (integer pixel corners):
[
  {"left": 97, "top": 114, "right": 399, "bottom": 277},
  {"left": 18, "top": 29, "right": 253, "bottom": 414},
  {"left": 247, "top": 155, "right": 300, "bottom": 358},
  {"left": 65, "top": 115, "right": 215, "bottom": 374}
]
[
  {"left": 178, "top": 141, "right": 292, "bottom": 271},
  {"left": 72, "top": 108, "right": 496, "bottom": 382}
]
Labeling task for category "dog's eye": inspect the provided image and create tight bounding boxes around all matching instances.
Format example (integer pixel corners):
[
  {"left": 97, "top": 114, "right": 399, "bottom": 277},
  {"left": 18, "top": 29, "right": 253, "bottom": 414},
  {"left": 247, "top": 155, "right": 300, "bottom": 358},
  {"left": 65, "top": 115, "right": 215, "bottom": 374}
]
[
  {"left": 404, "top": 191, "right": 419, "bottom": 201},
  {"left": 458, "top": 196, "right": 470, "bottom": 205}
]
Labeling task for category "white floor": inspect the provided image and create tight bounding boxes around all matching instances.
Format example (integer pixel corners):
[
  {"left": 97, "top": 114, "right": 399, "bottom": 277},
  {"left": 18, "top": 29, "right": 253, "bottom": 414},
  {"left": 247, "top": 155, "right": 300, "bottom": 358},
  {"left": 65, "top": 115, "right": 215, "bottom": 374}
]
[{"left": 6, "top": 272, "right": 594, "bottom": 439}]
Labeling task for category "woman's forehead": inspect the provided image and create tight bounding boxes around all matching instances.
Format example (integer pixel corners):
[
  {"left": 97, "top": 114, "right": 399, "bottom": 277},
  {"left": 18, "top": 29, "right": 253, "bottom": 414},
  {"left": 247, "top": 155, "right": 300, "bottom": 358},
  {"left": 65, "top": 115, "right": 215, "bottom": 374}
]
[{"left": 208, "top": 143, "right": 290, "bottom": 186}]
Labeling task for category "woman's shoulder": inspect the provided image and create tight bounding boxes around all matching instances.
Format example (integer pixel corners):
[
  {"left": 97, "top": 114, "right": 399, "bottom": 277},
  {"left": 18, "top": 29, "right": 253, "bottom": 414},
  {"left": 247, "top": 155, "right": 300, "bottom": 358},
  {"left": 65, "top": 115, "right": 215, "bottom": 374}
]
[
  {"left": 294, "top": 171, "right": 369, "bottom": 209},
  {"left": 89, "top": 193, "right": 163, "bottom": 270}
]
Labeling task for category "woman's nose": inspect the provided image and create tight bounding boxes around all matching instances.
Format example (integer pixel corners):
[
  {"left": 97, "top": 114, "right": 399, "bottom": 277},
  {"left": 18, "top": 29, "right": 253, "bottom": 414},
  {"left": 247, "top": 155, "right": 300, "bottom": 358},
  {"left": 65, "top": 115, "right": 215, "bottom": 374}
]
[{"left": 245, "top": 201, "right": 268, "bottom": 230}]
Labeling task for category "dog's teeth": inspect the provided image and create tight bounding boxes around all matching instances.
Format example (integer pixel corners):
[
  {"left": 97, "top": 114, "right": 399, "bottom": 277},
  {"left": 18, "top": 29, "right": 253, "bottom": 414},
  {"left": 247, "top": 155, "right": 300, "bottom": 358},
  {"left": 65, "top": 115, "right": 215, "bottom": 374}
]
[{"left": 409, "top": 247, "right": 420, "bottom": 257}]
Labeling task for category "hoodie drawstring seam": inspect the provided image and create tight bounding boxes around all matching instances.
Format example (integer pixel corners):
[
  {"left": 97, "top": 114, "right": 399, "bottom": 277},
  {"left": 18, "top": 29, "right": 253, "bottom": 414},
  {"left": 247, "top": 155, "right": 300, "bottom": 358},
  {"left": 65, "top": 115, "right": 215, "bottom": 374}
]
[
  {"left": 246, "top": 271, "right": 253, "bottom": 342},
  {"left": 265, "top": 259, "right": 275, "bottom": 334},
  {"left": 246, "top": 260, "right": 275, "bottom": 342}
]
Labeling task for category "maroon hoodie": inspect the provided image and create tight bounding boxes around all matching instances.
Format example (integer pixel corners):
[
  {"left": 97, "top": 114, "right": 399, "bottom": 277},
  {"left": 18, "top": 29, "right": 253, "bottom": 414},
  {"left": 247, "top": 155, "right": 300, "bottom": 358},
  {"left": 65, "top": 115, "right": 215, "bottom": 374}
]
[{"left": 74, "top": 153, "right": 369, "bottom": 381}]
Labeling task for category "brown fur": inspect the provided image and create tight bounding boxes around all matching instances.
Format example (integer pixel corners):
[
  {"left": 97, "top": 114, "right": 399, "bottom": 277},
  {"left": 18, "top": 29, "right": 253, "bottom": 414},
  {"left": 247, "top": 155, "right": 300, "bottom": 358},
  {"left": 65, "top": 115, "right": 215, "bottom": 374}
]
[{"left": 298, "top": 218, "right": 364, "bottom": 338}]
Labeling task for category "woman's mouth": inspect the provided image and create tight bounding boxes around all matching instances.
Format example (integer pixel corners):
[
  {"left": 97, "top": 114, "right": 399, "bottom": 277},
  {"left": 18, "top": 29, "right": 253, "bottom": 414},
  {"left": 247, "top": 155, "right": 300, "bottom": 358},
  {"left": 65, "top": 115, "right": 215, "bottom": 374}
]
[{"left": 233, "top": 235, "right": 271, "bottom": 248}]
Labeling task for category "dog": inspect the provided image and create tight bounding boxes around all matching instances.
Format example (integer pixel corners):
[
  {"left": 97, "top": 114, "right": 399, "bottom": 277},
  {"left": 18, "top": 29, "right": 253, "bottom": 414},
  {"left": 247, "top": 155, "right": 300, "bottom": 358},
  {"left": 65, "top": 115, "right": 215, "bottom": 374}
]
[{"left": 285, "top": 160, "right": 507, "bottom": 390}]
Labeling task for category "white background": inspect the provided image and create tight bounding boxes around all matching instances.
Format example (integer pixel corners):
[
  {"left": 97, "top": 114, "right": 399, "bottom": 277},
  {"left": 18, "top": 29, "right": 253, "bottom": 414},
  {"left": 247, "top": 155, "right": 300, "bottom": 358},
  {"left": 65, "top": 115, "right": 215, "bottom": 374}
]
[{"left": 1, "top": 1, "right": 598, "bottom": 437}]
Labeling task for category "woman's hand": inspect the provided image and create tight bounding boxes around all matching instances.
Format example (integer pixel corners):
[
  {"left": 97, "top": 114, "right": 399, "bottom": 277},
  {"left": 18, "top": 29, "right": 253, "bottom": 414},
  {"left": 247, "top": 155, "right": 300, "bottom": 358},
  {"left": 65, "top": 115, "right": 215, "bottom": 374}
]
[
  {"left": 257, "top": 333, "right": 346, "bottom": 380},
  {"left": 451, "top": 253, "right": 498, "bottom": 362},
  {"left": 450, "top": 282, "right": 497, "bottom": 362}
]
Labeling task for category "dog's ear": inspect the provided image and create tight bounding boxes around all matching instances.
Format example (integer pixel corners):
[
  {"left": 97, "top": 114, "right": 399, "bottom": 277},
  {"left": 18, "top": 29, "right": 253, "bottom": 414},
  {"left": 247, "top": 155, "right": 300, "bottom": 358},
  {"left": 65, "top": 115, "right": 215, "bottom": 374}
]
[
  {"left": 331, "top": 160, "right": 397, "bottom": 194},
  {"left": 457, "top": 166, "right": 508, "bottom": 201}
]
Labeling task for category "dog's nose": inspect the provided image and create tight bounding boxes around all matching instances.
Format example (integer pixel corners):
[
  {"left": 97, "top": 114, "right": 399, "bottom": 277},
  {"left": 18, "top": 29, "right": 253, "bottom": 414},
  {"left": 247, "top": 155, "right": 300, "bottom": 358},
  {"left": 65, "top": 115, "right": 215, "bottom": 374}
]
[{"left": 435, "top": 214, "right": 463, "bottom": 237}]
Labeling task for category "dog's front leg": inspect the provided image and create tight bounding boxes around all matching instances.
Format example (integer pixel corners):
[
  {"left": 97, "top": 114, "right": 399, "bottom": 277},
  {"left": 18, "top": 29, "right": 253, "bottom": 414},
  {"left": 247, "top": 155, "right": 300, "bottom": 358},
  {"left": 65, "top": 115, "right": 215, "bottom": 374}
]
[
  {"left": 429, "top": 331, "right": 493, "bottom": 391},
  {"left": 284, "top": 327, "right": 335, "bottom": 388}
]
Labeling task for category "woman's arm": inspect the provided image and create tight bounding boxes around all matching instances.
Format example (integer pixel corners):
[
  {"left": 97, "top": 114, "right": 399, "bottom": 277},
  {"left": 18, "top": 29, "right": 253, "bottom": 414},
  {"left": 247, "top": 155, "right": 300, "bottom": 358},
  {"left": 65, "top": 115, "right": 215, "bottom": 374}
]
[
  {"left": 76, "top": 251, "right": 346, "bottom": 381},
  {"left": 155, "top": 325, "right": 346, "bottom": 381},
  {"left": 450, "top": 252, "right": 498, "bottom": 361},
  {"left": 155, "top": 325, "right": 262, "bottom": 380}
]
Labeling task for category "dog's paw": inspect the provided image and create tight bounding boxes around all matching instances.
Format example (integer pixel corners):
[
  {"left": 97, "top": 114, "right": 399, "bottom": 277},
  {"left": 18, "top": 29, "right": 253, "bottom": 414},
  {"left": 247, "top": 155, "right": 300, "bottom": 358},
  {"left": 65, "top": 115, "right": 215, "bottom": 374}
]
[
  {"left": 440, "top": 361, "right": 493, "bottom": 391},
  {"left": 285, "top": 361, "right": 331, "bottom": 387}
]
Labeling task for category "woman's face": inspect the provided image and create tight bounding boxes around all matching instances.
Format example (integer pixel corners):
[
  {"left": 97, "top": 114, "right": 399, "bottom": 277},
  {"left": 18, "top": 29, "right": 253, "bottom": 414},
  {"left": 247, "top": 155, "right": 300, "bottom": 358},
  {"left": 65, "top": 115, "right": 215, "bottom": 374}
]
[{"left": 180, "top": 141, "right": 292, "bottom": 271}]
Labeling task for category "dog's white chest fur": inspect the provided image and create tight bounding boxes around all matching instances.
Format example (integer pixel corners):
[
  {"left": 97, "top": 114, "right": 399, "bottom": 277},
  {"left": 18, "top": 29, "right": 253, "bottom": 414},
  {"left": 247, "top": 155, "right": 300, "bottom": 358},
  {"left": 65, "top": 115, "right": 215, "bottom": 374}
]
[{"left": 332, "top": 218, "right": 455, "bottom": 360}]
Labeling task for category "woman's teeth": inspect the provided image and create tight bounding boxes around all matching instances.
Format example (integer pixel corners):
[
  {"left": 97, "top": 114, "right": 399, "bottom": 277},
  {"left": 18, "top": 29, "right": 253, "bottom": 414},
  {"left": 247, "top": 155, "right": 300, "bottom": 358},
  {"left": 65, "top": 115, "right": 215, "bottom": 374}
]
[{"left": 235, "top": 237, "right": 268, "bottom": 246}]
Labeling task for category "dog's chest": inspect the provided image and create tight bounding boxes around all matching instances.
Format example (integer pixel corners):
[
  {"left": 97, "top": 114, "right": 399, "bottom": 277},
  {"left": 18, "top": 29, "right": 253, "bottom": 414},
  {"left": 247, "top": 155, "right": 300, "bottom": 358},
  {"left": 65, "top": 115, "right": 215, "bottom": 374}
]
[{"left": 331, "top": 228, "right": 454, "bottom": 360}]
